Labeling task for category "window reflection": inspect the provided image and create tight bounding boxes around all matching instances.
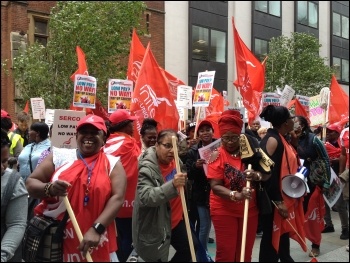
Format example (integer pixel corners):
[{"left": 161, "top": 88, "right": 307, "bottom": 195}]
[
  {"left": 255, "top": 1, "right": 280, "bottom": 17},
  {"left": 333, "top": 57, "right": 349, "bottom": 83},
  {"left": 192, "top": 25, "right": 226, "bottom": 63},
  {"left": 308, "top": 2, "right": 318, "bottom": 28}
]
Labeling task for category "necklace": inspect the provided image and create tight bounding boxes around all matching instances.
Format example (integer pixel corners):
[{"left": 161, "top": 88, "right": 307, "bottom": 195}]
[
  {"left": 229, "top": 150, "right": 240, "bottom": 157},
  {"left": 77, "top": 151, "right": 97, "bottom": 206}
]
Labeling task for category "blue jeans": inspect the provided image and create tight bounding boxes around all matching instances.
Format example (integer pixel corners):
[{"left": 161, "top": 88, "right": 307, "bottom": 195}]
[{"left": 197, "top": 205, "right": 211, "bottom": 251}]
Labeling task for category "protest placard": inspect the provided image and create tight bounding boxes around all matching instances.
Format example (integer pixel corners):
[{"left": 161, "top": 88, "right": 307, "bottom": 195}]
[
  {"left": 193, "top": 71, "right": 215, "bottom": 107},
  {"left": 73, "top": 74, "right": 97, "bottom": 109},
  {"left": 177, "top": 85, "right": 193, "bottom": 109},
  {"left": 51, "top": 109, "right": 86, "bottom": 149},
  {"left": 108, "top": 79, "right": 133, "bottom": 113},
  {"left": 30, "top": 98, "right": 46, "bottom": 120},
  {"left": 198, "top": 139, "right": 222, "bottom": 175}
]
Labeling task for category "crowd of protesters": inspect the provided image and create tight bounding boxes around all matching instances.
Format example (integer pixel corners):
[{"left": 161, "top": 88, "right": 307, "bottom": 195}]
[{"left": 1, "top": 106, "right": 349, "bottom": 262}]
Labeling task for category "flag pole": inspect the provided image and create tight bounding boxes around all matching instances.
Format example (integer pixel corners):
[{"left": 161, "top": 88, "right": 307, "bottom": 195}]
[
  {"left": 172, "top": 136, "right": 196, "bottom": 262},
  {"left": 240, "top": 164, "right": 252, "bottom": 262},
  {"left": 193, "top": 107, "right": 201, "bottom": 140}
]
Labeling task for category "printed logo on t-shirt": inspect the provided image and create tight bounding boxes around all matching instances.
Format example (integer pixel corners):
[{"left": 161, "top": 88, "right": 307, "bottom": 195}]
[{"left": 165, "top": 168, "right": 177, "bottom": 182}]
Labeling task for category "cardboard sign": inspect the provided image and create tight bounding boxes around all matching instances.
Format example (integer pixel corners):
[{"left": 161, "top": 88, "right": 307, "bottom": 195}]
[
  {"left": 193, "top": 71, "right": 215, "bottom": 107},
  {"left": 51, "top": 109, "right": 86, "bottom": 149},
  {"left": 44, "top": 109, "right": 55, "bottom": 128},
  {"left": 280, "top": 85, "right": 295, "bottom": 106},
  {"left": 30, "top": 98, "right": 45, "bottom": 120},
  {"left": 177, "top": 85, "right": 193, "bottom": 109},
  {"left": 108, "top": 79, "right": 133, "bottom": 113},
  {"left": 309, "top": 95, "right": 325, "bottom": 126},
  {"left": 73, "top": 74, "right": 97, "bottom": 109}
]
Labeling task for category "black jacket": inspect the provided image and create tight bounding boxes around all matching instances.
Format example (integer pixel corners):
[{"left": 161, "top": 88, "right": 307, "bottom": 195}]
[{"left": 186, "top": 139, "right": 216, "bottom": 207}]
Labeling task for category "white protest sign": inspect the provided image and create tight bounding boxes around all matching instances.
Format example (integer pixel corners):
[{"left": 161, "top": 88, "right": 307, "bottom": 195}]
[
  {"left": 175, "top": 100, "right": 186, "bottom": 121},
  {"left": 177, "top": 85, "right": 193, "bottom": 109},
  {"left": 262, "top": 92, "right": 281, "bottom": 108},
  {"left": 193, "top": 71, "right": 215, "bottom": 107},
  {"left": 51, "top": 109, "right": 86, "bottom": 149},
  {"left": 323, "top": 168, "right": 344, "bottom": 207},
  {"left": 73, "top": 74, "right": 97, "bottom": 109},
  {"left": 45, "top": 109, "right": 55, "bottom": 128},
  {"left": 280, "top": 85, "right": 295, "bottom": 106},
  {"left": 30, "top": 98, "right": 45, "bottom": 120}
]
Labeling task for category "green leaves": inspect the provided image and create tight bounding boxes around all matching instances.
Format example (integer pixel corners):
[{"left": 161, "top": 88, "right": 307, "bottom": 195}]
[
  {"left": 265, "top": 32, "right": 334, "bottom": 96},
  {"left": 9, "top": 1, "right": 146, "bottom": 110}
]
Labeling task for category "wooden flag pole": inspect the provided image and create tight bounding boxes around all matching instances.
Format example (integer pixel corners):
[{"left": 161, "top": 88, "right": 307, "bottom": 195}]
[
  {"left": 240, "top": 164, "right": 252, "bottom": 262},
  {"left": 63, "top": 196, "right": 93, "bottom": 262},
  {"left": 193, "top": 107, "right": 201, "bottom": 140},
  {"left": 171, "top": 136, "right": 196, "bottom": 262}
]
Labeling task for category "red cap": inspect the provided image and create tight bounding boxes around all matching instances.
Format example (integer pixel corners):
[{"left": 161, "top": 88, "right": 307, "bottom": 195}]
[
  {"left": 76, "top": 114, "right": 107, "bottom": 134},
  {"left": 218, "top": 109, "right": 243, "bottom": 136},
  {"left": 109, "top": 109, "right": 138, "bottom": 125},
  {"left": 1, "top": 110, "right": 10, "bottom": 119},
  {"left": 197, "top": 120, "right": 213, "bottom": 131},
  {"left": 327, "top": 122, "right": 342, "bottom": 134}
]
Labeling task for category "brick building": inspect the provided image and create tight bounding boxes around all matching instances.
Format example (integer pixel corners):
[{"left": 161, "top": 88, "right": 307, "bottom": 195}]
[{"left": 1, "top": 1, "right": 165, "bottom": 119}]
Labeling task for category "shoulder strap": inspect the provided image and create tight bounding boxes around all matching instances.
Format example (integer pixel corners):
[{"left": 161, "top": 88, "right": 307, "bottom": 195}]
[
  {"left": 1, "top": 171, "right": 21, "bottom": 214},
  {"left": 29, "top": 144, "right": 35, "bottom": 173}
]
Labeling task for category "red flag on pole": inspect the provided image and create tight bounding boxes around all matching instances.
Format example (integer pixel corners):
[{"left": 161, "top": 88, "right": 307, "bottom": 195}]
[
  {"left": 232, "top": 17, "right": 265, "bottom": 124},
  {"left": 127, "top": 28, "right": 146, "bottom": 84},
  {"left": 304, "top": 186, "right": 325, "bottom": 246},
  {"left": 70, "top": 46, "right": 89, "bottom": 82},
  {"left": 130, "top": 44, "right": 179, "bottom": 142},
  {"left": 23, "top": 100, "right": 29, "bottom": 113},
  {"left": 287, "top": 98, "right": 310, "bottom": 123},
  {"left": 328, "top": 75, "right": 349, "bottom": 125}
]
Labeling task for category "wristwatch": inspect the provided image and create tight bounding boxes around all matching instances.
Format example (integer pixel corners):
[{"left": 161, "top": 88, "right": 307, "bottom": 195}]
[{"left": 92, "top": 223, "right": 106, "bottom": 235}]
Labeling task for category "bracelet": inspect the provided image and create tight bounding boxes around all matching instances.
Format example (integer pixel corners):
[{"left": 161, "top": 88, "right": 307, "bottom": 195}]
[
  {"left": 44, "top": 182, "right": 54, "bottom": 198},
  {"left": 229, "top": 191, "right": 237, "bottom": 201}
]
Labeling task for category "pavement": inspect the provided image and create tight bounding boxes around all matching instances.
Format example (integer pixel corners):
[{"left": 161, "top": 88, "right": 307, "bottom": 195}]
[{"left": 169, "top": 209, "right": 349, "bottom": 262}]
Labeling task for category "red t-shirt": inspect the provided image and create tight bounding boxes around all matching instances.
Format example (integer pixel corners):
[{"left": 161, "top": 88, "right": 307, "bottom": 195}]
[
  {"left": 159, "top": 160, "right": 183, "bottom": 229},
  {"left": 207, "top": 147, "right": 258, "bottom": 217}
]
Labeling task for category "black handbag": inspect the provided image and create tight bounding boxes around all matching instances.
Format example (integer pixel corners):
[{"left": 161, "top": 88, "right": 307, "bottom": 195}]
[
  {"left": 256, "top": 182, "right": 272, "bottom": 215},
  {"left": 22, "top": 213, "right": 68, "bottom": 262}
]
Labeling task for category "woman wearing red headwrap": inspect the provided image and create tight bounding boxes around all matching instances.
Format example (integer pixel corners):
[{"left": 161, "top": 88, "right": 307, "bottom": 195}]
[{"left": 207, "top": 109, "right": 268, "bottom": 262}]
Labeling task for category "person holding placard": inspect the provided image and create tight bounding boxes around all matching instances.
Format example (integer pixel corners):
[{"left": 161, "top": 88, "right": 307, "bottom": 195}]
[{"left": 186, "top": 119, "right": 216, "bottom": 252}]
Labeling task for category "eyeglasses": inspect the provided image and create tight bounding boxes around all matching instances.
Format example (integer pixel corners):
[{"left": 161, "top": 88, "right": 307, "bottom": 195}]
[
  {"left": 159, "top": 143, "right": 175, "bottom": 150},
  {"left": 221, "top": 136, "right": 240, "bottom": 143}
]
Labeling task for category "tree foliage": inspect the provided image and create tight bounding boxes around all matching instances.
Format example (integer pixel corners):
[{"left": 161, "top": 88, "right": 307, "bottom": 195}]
[
  {"left": 7, "top": 1, "right": 146, "bottom": 110},
  {"left": 264, "top": 32, "right": 335, "bottom": 96}
]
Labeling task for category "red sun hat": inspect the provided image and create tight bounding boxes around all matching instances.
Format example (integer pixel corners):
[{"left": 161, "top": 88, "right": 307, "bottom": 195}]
[
  {"left": 76, "top": 114, "right": 107, "bottom": 134},
  {"left": 109, "top": 109, "right": 138, "bottom": 125}
]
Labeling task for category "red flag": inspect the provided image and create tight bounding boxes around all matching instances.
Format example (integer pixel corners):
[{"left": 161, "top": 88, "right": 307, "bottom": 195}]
[
  {"left": 130, "top": 44, "right": 179, "bottom": 143},
  {"left": 23, "top": 100, "right": 29, "bottom": 113},
  {"left": 328, "top": 75, "right": 349, "bottom": 125},
  {"left": 304, "top": 186, "right": 325, "bottom": 245},
  {"left": 161, "top": 68, "right": 185, "bottom": 100},
  {"left": 287, "top": 98, "right": 310, "bottom": 123},
  {"left": 70, "top": 46, "right": 89, "bottom": 82},
  {"left": 206, "top": 88, "right": 224, "bottom": 116},
  {"left": 85, "top": 98, "right": 110, "bottom": 121},
  {"left": 272, "top": 135, "right": 307, "bottom": 253},
  {"left": 127, "top": 28, "right": 146, "bottom": 84},
  {"left": 232, "top": 17, "right": 265, "bottom": 124}
]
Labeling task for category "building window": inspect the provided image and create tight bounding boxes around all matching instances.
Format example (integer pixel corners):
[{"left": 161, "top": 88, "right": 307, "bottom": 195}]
[
  {"left": 192, "top": 25, "right": 226, "bottom": 63},
  {"left": 254, "top": 38, "right": 269, "bottom": 61},
  {"left": 333, "top": 57, "right": 349, "bottom": 83},
  {"left": 297, "top": 1, "right": 318, "bottom": 28},
  {"left": 255, "top": 1, "right": 281, "bottom": 17},
  {"left": 333, "top": 12, "right": 349, "bottom": 39},
  {"left": 34, "top": 19, "right": 48, "bottom": 46},
  {"left": 146, "top": 13, "right": 150, "bottom": 35}
]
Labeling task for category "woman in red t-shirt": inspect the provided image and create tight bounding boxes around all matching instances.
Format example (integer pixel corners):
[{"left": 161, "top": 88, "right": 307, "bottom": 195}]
[{"left": 207, "top": 109, "right": 265, "bottom": 262}]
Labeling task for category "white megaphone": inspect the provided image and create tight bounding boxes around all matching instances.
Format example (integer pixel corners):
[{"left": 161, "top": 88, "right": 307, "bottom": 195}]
[{"left": 282, "top": 166, "right": 310, "bottom": 198}]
